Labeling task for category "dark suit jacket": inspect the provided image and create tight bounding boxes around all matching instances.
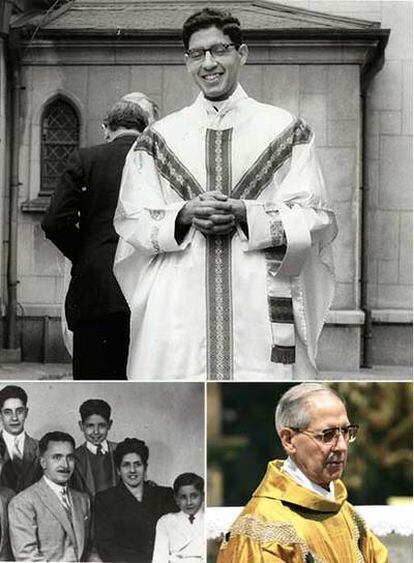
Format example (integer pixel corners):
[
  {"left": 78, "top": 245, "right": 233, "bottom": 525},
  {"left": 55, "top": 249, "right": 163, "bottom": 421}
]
[
  {"left": 71, "top": 441, "right": 118, "bottom": 498},
  {"left": 0, "top": 433, "right": 42, "bottom": 493},
  {"left": 42, "top": 134, "right": 138, "bottom": 329},
  {"left": 0, "top": 486, "right": 14, "bottom": 561},
  {"left": 94, "top": 482, "right": 178, "bottom": 563}
]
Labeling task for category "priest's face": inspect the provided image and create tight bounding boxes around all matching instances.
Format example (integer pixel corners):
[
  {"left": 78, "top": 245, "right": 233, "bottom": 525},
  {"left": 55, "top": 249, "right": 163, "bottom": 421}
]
[
  {"left": 185, "top": 26, "right": 248, "bottom": 101},
  {"left": 289, "top": 393, "right": 350, "bottom": 488}
]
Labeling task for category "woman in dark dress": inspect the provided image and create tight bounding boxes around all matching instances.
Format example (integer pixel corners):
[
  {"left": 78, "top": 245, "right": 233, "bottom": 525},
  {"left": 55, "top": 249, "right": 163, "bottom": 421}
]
[{"left": 94, "top": 438, "right": 177, "bottom": 563}]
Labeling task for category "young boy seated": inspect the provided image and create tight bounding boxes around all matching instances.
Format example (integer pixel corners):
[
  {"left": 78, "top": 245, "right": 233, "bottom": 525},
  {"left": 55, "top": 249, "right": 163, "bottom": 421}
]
[
  {"left": 152, "top": 472, "right": 205, "bottom": 563},
  {"left": 71, "top": 399, "right": 118, "bottom": 497}
]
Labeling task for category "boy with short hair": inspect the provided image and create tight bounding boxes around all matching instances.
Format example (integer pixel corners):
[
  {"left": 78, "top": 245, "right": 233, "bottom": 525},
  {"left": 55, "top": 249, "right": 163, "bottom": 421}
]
[
  {"left": 71, "top": 399, "right": 118, "bottom": 498},
  {"left": 152, "top": 472, "right": 205, "bottom": 563}
]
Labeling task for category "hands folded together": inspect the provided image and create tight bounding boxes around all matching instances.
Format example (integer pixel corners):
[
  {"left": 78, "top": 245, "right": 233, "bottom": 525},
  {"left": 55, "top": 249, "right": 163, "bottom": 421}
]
[{"left": 177, "top": 191, "right": 246, "bottom": 236}]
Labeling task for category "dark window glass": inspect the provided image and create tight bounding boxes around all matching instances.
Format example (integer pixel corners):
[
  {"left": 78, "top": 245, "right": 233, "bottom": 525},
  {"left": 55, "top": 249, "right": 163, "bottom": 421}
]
[{"left": 40, "top": 99, "right": 79, "bottom": 195}]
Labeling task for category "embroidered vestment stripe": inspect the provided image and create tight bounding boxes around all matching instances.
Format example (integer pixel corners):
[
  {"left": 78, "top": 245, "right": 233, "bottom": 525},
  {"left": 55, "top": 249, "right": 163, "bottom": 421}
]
[
  {"left": 231, "top": 119, "right": 312, "bottom": 200},
  {"left": 134, "top": 129, "right": 204, "bottom": 200},
  {"left": 205, "top": 128, "right": 234, "bottom": 380}
]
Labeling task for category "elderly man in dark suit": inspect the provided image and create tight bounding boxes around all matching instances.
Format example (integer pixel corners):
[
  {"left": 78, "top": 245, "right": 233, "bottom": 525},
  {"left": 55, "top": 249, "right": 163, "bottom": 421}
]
[
  {"left": 42, "top": 93, "right": 159, "bottom": 380},
  {"left": 9, "top": 431, "right": 91, "bottom": 562},
  {"left": 0, "top": 385, "right": 42, "bottom": 493}
]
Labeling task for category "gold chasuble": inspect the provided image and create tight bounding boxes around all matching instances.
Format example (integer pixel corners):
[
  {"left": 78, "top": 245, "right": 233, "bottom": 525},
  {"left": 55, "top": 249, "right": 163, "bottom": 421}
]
[{"left": 218, "top": 460, "right": 388, "bottom": 563}]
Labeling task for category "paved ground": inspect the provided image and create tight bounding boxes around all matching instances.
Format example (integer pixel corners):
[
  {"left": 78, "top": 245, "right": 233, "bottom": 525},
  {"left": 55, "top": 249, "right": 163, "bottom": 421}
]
[{"left": 0, "top": 363, "right": 410, "bottom": 380}]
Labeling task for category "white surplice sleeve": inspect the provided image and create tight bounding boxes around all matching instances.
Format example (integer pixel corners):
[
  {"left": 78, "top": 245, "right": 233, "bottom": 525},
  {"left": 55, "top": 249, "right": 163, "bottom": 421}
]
[
  {"left": 239, "top": 130, "right": 337, "bottom": 277},
  {"left": 114, "top": 145, "right": 191, "bottom": 256}
]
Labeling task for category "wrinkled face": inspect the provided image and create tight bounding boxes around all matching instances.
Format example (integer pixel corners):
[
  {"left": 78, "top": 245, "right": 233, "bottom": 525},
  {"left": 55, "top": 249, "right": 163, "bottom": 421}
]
[
  {"left": 79, "top": 414, "right": 112, "bottom": 446},
  {"left": 185, "top": 26, "right": 248, "bottom": 101},
  {"left": 118, "top": 452, "right": 146, "bottom": 489},
  {"left": 287, "top": 394, "right": 350, "bottom": 487},
  {"left": 0, "top": 398, "right": 27, "bottom": 436},
  {"left": 41, "top": 441, "right": 75, "bottom": 485},
  {"left": 175, "top": 484, "right": 204, "bottom": 516}
]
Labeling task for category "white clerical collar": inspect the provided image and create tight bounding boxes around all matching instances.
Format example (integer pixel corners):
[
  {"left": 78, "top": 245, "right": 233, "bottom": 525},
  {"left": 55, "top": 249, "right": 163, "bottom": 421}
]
[
  {"left": 86, "top": 440, "right": 109, "bottom": 455},
  {"left": 2, "top": 429, "right": 25, "bottom": 455},
  {"left": 199, "top": 83, "right": 248, "bottom": 116},
  {"left": 282, "top": 457, "right": 336, "bottom": 501}
]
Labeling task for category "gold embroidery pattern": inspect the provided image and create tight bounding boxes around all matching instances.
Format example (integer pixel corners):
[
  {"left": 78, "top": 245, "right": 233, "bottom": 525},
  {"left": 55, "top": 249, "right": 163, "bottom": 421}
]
[
  {"left": 269, "top": 218, "right": 287, "bottom": 247},
  {"left": 134, "top": 129, "right": 203, "bottom": 200},
  {"left": 350, "top": 509, "right": 367, "bottom": 563},
  {"left": 228, "top": 515, "right": 324, "bottom": 563},
  {"left": 206, "top": 128, "right": 233, "bottom": 380},
  {"left": 231, "top": 119, "right": 312, "bottom": 200}
]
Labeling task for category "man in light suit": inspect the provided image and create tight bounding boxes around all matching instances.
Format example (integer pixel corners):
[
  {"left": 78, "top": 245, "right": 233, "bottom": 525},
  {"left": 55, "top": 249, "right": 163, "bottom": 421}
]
[
  {"left": 9, "top": 431, "right": 91, "bottom": 562},
  {"left": 0, "top": 385, "right": 42, "bottom": 493}
]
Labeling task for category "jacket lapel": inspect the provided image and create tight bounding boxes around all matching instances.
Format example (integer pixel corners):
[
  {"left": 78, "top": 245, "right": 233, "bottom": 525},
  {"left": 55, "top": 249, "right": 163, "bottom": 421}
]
[
  {"left": 70, "top": 490, "right": 86, "bottom": 559},
  {"left": 36, "top": 479, "right": 78, "bottom": 557}
]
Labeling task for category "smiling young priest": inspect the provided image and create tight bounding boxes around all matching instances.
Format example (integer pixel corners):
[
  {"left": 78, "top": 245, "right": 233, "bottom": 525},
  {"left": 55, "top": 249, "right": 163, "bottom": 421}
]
[
  {"left": 114, "top": 8, "right": 337, "bottom": 381},
  {"left": 218, "top": 383, "right": 388, "bottom": 562}
]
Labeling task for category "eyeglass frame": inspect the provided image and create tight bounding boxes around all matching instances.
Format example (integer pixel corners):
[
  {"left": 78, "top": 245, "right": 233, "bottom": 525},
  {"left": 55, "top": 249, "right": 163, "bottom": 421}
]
[
  {"left": 185, "top": 42, "right": 240, "bottom": 62},
  {"left": 288, "top": 424, "right": 359, "bottom": 445}
]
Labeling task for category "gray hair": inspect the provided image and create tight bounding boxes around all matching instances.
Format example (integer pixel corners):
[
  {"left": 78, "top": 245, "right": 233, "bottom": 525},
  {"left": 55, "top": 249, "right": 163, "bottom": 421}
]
[{"left": 275, "top": 383, "right": 346, "bottom": 435}]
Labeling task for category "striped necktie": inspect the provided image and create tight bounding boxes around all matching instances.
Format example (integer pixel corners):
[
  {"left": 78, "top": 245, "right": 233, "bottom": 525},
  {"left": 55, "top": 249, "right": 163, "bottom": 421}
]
[{"left": 61, "top": 488, "right": 72, "bottom": 521}]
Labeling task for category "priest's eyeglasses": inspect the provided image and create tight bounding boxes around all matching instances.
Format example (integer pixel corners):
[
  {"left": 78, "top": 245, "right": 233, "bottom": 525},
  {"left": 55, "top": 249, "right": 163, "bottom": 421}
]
[
  {"left": 186, "top": 43, "right": 237, "bottom": 62},
  {"left": 291, "top": 425, "right": 359, "bottom": 444}
]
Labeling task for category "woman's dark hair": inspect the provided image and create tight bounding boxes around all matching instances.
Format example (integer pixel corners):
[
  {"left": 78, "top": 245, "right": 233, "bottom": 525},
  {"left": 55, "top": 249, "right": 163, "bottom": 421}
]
[
  {"left": 114, "top": 438, "right": 149, "bottom": 468},
  {"left": 182, "top": 8, "right": 243, "bottom": 50}
]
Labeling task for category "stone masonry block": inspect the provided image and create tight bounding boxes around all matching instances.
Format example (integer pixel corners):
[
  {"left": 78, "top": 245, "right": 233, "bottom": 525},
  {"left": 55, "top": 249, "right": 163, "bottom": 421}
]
[
  {"left": 369, "top": 61, "right": 402, "bottom": 111},
  {"left": 381, "top": 0, "right": 413, "bottom": 61},
  {"left": 240, "top": 65, "right": 263, "bottom": 100},
  {"left": 262, "top": 65, "right": 300, "bottom": 116},
  {"left": 379, "top": 136, "right": 413, "bottom": 209},
  {"left": 17, "top": 222, "right": 34, "bottom": 276},
  {"left": 328, "top": 66, "right": 359, "bottom": 120},
  {"left": 380, "top": 111, "right": 402, "bottom": 135},
  {"left": 377, "top": 283, "right": 413, "bottom": 309},
  {"left": 399, "top": 212, "right": 413, "bottom": 285},
  {"left": 19, "top": 275, "right": 57, "bottom": 305},
  {"left": 87, "top": 67, "right": 129, "bottom": 120},
  {"left": 300, "top": 65, "right": 327, "bottom": 94},
  {"left": 402, "top": 60, "right": 413, "bottom": 136},
  {"left": 300, "top": 94, "right": 327, "bottom": 146},
  {"left": 129, "top": 66, "right": 163, "bottom": 99},
  {"left": 366, "top": 133, "right": 379, "bottom": 162},
  {"left": 318, "top": 148, "right": 356, "bottom": 202},
  {"left": 163, "top": 66, "right": 198, "bottom": 115},
  {"left": 366, "top": 160, "right": 379, "bottom": 209},
  {"left": 331, "top": 281, "right": 356, "bottom": 309},
  {"left": 327, "top": 119, "right": 358, "bottom": 147},
  {"left": 378, "top": 259, "right": 399, "bottom": 285},
  {"left": 369, "top": 209, "right": 399, "bottom": 260}
]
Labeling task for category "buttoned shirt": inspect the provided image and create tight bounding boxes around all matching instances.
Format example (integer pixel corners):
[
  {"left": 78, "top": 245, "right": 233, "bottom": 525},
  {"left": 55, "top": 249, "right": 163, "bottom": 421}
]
[
  {"left": 85, "top": 440, "right": 109, "bottom": 455},
  {"left": 2, "top": 430, "right": 25, "bottom": 460}
]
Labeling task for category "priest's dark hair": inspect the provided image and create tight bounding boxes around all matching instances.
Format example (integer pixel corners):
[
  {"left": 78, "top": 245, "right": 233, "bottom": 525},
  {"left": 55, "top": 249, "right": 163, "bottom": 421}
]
[{"left": 182, "top": 7, "right": 243, "bottom": 50}]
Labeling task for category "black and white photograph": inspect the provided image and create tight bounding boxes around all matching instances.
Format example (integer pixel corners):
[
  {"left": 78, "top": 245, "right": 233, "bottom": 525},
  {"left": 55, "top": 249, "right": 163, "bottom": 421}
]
[{"left": 0, "top": 381, "right": 205, "bottom": 561}]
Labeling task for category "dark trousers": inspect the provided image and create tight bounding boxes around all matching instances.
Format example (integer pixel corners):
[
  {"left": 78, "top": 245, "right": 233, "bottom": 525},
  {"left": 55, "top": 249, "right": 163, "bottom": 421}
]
[{"left": 72, "top": 312, "right": 130, "bottom": 380}]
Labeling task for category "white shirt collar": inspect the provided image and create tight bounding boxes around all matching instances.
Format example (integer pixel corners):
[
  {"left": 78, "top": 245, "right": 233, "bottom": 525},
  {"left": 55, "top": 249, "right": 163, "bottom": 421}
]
[
  {"left": 179, "top": 508, "right": 204, "bottom": 522},
  {"left": 86, "top": 439, "right": 109, "bottom": 455},
  {"left": 43, "top": 475, "right": 70, "bottom": 503},
  {"left": 2, "top": 430, "right": 25, "bottom": 456},
  {"left": 282, "top": 457, "right": 336, "bottom": 501}
]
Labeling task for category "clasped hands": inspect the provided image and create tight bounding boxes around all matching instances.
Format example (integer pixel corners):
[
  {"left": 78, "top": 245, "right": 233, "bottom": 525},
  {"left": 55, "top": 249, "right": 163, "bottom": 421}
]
[{"left": 177, "top": 191, "right": 246, "bottom": 236}]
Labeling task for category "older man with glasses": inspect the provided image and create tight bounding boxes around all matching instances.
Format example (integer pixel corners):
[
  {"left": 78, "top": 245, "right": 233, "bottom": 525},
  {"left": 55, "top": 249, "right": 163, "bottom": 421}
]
[{"left": 218, "top": 383, "right": 388, "bottom": 562}]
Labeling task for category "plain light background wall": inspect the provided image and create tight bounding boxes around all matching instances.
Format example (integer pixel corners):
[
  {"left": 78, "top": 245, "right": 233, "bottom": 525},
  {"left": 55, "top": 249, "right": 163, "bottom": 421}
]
[{"left": 0, "top": 382, "right": 205, "bottom": 486}]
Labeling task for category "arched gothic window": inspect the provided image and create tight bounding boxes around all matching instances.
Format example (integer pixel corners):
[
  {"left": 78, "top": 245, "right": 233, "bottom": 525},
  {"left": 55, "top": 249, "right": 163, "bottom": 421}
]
[{"left": 40, "top": 98, "right": 79, "bottom": 195}]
